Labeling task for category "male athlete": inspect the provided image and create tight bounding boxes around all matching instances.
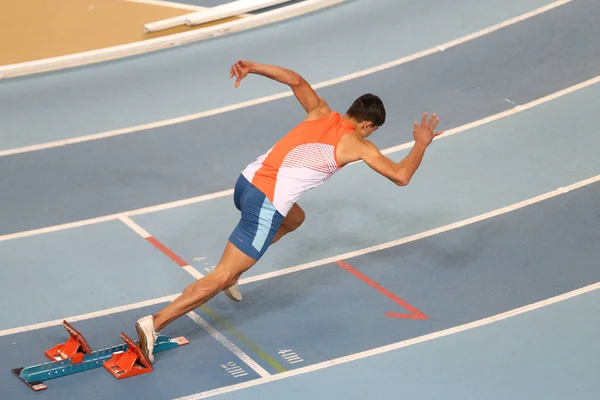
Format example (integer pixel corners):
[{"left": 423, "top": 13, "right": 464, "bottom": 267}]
[{"left": 135, "top": 60, "right": 444, "bottom": 362}]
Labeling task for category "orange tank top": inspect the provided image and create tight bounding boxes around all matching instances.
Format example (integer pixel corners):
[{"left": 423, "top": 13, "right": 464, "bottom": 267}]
[{"left": 241, "top": 112, "right": 354, "bottom": 216}]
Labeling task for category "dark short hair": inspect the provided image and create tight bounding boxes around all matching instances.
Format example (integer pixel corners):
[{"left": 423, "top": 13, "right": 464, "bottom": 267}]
[{"left": 346, "top": 93, "right": 386, "bottom": 127}]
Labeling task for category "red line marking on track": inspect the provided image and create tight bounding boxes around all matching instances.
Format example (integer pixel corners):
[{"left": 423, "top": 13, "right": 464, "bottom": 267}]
[
  {"left": 336, "top": 260, "right": 428, "bottom": 320},
  {"left": 146, "top": 236, "right": 189, "bottom": 267}
]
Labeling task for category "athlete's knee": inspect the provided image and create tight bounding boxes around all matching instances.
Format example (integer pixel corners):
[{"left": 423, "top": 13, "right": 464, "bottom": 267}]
[
  {"left": 182, "top": 268, "right": 236, "bottom": 297},
  {"left": 220, "top": 271, "right": 240, "bottom": 289},
  {"left": 182, "top": 277, "right": 219, "bottom": 299},
  {"left": 211, "top": 265, "right": 240, "bottom": 290},
  {"left": 284, "top": 206, "right": 305, "bottom": 232}
]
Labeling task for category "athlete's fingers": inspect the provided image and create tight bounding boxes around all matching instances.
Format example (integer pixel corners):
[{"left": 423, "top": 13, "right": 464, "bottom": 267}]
[
  {"left": 428, "top": 113, "right": 437, "bottom": 128},
  {"left": 433, "top": 130, "right": 445, "bottom": 137},
  {"left": 233, "top": 66, "right": 244, "bottom": 83},
  {"left": 430, "top": 116, "right": 440, "bottom": 131},
  {"left": 421, "top": 112, "right": 428, "bottom": 127},
  {"left": 236, "top": 69, "right": 248, "bottom": 85}
]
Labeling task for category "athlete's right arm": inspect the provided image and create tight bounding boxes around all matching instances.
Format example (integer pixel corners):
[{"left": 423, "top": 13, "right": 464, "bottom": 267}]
[{"left": 229, "top": 60, "right": 329, "bottom": 115}]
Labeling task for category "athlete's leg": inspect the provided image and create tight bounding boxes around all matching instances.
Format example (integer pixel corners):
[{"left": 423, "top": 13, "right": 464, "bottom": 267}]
[
  {"left": 136, "top": 240, "right": 259, "bottom": 362},
  {"left": 225, "top": 203, "right": 305, "bottom": 301},
  {"left": 136, "top": 174, "right": 283, "bottom": 362},
  {"left": 271, "top": 203, "right": 305, "bottom": 245},
  {"left": 152, "top": 240, "right": 256, "bottom": 331},
  {"left": 223, "top": 203, "right": 304, "bottom": 302}
]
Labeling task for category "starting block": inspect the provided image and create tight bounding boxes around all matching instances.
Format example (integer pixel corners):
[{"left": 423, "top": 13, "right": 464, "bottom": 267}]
[
  {"left": 12, "top": 320, "right": 189, "bottom": 391},
  {"left": 103, "top": 332, "right": 153, "bottom": 379},
  {"left": 44, "top": 320, "right": 93, "bottom": 364}
]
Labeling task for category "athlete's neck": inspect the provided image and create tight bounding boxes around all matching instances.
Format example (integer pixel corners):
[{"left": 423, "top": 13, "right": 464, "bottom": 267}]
[{"left": 341, "top": 114, "right": 358, "bottom": 128}]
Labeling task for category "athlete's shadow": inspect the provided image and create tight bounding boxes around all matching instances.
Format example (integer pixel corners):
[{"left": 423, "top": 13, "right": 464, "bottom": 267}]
[
  {"left": 187, "top": 210, "right": 497, "bottom": 338},
  {"left": 203, "top": 263, "right": 347, "bottom": 328},
  {"left": 399, "top": 218, "right": 499, "bottom": 272}
]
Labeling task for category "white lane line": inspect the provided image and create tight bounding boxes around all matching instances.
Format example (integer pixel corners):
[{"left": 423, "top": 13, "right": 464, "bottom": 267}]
[
  {"left": 119, "top": 215, "right": 152, "bottom": 238},
  {"left": 183, "top": 265, "right": 205, "bottom": 279},
  {"left": 0, "top": 188, "right": 234, "bottom": 243},
  {"left": 1, "top": 172, "right": 599, "bottom": 338},
  {"left": 187, "top": 311, "right": 271, "bottom": 378},
  {"left": 120, "top": 215, "right": 206, "bottom": 278},
  {"left": 126, "top": 189, "right": 234, "bottom": 217},
  {"left": 172, "top": 281, "right": 600, "bottom": 400},
  {"left": 3, "top": 73, "right": 600, "bottom": 243},
  {"left": 118, "top": 215, "right": 270, "bottom": 377},
  {"left": 1, "top": 72, "right": 598, "bottom": 244},
  {"left": 0, "top": 294, "right": 179, "bottom": 337},
  {"left": 240, "top": 174, "right": 600, "bottom": 284},
  {"left": 378, "top": 74, "right": 600, "bottom": 156},
  {"left": 0, "top": 0, "right": 572, "bottom": 158}
]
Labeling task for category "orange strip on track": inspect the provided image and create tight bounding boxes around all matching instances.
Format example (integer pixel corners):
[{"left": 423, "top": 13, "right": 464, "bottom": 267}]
[
  {"left": 336, "top": 260, "right": 428, "bottom": 320},
  {"left": 146, "top": 236, "right": 189, "bottom": 267}
]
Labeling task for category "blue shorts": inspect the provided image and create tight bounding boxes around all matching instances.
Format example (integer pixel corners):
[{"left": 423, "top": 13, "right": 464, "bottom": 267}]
[{"left": 229, "top": 174, "right": 284, "bottom": 260}]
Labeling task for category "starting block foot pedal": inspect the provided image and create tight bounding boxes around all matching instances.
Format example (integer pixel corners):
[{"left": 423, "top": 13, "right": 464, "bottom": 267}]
[
  {"left": 45, "top": 320, "right": 92, "bottom": 363},
  {"left": 103, "top": 332, "right": 153, "bottom": 379}
]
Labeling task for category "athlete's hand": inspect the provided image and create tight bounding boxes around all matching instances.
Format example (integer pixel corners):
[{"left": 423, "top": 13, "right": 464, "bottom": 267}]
[
  {"left": 413, "top": 112, "right": 444, "bottom": 147},
  {"left": 230, "top": 60, "right": 252, "bottom": 88}
]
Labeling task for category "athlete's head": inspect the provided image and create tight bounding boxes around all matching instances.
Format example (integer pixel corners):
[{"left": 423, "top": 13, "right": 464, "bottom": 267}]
[{"left": 345, "top": 93, "right": 386, "bottom": 137}]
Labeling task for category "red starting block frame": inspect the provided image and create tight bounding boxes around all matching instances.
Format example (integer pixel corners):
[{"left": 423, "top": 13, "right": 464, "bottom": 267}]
[
  {"left": 44, "top": 320, "right": 92, "bottom": 364},
  {"left": 103, "top": 332, "right": 153, "bottom": 379}
]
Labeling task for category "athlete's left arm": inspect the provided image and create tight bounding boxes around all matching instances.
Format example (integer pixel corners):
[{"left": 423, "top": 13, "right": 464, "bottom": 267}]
[
  {"left": 229, "top": 60, "right": 329, "bottom": 114},
  {"left": 337, "top": 113, "right": 443, "bottom": 186}
]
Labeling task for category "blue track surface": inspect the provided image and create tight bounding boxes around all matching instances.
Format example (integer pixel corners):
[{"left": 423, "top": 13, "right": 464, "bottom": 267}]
[
  {"left": 0, "top": 0, "right": 558, "bottom": 149},
  {"left": 211, "top": 289, "right": 600, "bottom": 400},
  {"left": 2, "top": 0, "right": 600, "bottom": 235},
  {"left": 0, "top": 221, "right": 195, "bottom": 329},
  {"left": 1, "top": 0, "right": 599, "bottom": 399}
]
